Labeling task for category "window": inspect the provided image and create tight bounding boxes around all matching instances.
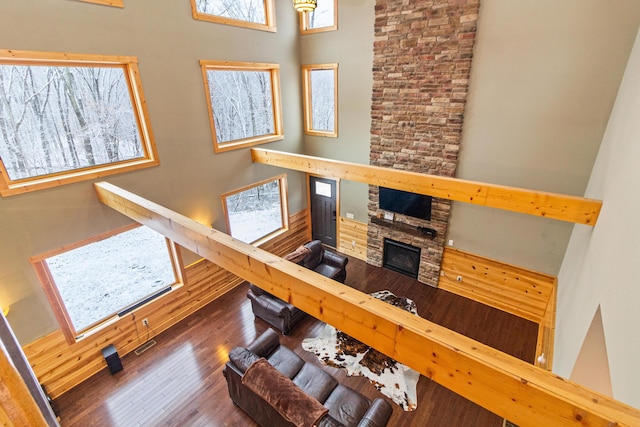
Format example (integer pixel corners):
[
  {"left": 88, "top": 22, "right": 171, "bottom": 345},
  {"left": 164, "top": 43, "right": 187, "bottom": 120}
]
[
  {"left": 221, "top": 174, "right": 288, "bottom": 245},
  {"left": 75, "top": 0, "right": 124, "bottom": 7},
  {"left": 31, "top": 224, "right": 181, "bottom": 343},
  {"left": 300, "top": 0, "right": 337, "bottom": 33},
  {"left": 200, "top": 60, "right": 283, "bottom": 152},
  {"left": 0, "top": 50, "right": 158, "bottom": 197},
  {"left": 302, "top": 63, "right": 338, "bottom": 137},
  {"left": 191, "top": 0, "right": 276, "bottom": 32}
]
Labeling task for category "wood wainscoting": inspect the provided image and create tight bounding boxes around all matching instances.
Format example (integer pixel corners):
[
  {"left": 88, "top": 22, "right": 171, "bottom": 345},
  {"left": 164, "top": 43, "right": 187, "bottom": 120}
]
[
  {"left": 22, "top": 210, "right": 310, "bottom": 399},
  {"left": 338, "top": 216, "right": 367, "bottom": 261},
  {"left": 438, "top": 247, "right": 557, "bottom": 369}
]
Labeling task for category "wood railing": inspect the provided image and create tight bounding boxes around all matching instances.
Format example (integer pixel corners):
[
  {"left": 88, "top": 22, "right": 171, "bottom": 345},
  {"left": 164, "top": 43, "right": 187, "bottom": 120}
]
[
  {"left": 92, "top": 181, "right": 640, "bottom": 427},
  {"left": 251, "top": 148, "right": 602, "bottom": 225}
]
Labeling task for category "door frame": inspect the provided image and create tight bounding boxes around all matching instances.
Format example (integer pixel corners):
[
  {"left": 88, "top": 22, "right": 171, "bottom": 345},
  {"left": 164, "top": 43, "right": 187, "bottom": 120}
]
[{"left": 306, "top": 173, "right": 340, "bottom": 248}]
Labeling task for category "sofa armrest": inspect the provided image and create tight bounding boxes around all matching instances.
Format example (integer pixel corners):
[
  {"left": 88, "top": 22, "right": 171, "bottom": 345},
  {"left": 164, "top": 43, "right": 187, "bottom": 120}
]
[
  {"left": 323, "top": 250, "right": 349, "bottom": 268},
  {"left": 356, "top": 398, "right": 393, "bottom": 427},
  {"left": 246, "top": 328, "right": 281, "bottom": 358}
]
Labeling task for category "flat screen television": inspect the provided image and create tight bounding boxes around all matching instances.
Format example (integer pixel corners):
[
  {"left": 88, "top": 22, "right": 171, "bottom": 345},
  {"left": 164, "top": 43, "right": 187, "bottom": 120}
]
[{"left": 379, "top": 187, "right": 432, "bottom": 221}]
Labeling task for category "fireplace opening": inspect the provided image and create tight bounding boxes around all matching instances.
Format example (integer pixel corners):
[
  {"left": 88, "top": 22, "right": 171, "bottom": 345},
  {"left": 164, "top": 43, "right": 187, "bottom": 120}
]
[{"left": 383, "top": 238, "right": 421, "bottom": 278}]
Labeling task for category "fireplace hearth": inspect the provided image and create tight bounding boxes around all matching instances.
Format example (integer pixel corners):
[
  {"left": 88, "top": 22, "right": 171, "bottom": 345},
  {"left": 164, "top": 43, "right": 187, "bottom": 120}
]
[{"left": 383, "top": 239, "right": 421, "bottom": 278}]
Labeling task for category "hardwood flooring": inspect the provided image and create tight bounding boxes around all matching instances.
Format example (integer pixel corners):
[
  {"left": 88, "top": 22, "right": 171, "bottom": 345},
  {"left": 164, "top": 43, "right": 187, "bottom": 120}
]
[{"left": 54, "top": 255, "right": 538, "bottom": 427}]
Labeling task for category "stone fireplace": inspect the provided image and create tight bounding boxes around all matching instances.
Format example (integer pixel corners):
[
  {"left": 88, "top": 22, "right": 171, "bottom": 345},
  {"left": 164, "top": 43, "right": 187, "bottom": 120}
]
[{"left": 366, "top": 0, "right": 480, "bottom": 287}]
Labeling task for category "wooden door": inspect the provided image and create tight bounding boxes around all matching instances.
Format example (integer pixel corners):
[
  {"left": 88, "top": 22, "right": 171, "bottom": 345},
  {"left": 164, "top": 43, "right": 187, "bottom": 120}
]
[{"left": 309, "top": 176, "right": 337, "bottom": 247}]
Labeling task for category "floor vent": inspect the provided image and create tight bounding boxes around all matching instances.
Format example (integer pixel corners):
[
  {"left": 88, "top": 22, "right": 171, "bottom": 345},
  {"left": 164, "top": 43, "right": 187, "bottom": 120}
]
[{"left": 135, "top": 340, "right": 156, "bottom": 355}]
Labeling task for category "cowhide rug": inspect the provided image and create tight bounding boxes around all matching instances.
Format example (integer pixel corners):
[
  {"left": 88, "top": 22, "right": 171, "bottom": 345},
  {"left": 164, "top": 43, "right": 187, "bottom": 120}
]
[{"left": 301, "top": 290, "right": 420, "bottom": 411}]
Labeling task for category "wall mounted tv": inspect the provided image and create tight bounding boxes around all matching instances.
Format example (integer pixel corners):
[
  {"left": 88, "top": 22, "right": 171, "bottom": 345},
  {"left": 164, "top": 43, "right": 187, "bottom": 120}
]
[{"left": 379, "top": 187, "right": 432, "bottom": 221}]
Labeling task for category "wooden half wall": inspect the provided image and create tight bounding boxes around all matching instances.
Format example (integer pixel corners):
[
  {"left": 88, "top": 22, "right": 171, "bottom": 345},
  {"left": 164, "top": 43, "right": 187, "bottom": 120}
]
[
  {"left": 90, "top": 182, "right": 640, "bottom": 427},
  {"left": 22, "top": 210, "right": 309, "bottom": 399}
]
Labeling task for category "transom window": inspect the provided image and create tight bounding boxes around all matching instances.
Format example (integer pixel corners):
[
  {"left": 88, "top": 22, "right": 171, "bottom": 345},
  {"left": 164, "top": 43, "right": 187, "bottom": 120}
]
[
  {"left": 200, "top": 60, "right": 283, "bottom": 152},
  {"left": 0, "top": 50, "right": 158, "bottom": 197},
  {"left": 221, "top": 174, "right": 288, "bottom": 245},
  {"left": 31, "top": 224, "right": 181, "bottom": 343},
  {"left": 302, "top": 63, "right": 338, "bottom": 137},
  {"left": 300, "top": 0, "right": 337, "bottom": 33},
  {"left": 191, "top": 0, "right": 276, "bottom": 32}
]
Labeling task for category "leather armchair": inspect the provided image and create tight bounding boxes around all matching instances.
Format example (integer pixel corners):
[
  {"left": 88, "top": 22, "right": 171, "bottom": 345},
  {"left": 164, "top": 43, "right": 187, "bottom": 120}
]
[
  {"left": 247, "top": 241, "right": 349, "bottom": 335},
  {"left": 247, "top": 284, "right": 307, "bottom": 335},
  {"left": 301, "top": 240, "right": 348, "bottom": 283}
]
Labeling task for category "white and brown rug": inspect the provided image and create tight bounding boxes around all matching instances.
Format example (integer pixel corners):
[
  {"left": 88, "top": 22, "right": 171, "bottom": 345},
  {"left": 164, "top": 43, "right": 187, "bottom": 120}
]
[{"left": 302, "top": 290, "right": 420, "bottom": 411}]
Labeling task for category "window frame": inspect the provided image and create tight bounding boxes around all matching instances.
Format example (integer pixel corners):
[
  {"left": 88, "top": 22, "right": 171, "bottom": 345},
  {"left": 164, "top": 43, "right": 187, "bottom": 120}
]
[
  {"left": 200, "top": 60, "right": 284, "bottom": 153},
  {"left": 75, "top": 0, "right": 124, "bottom": 7},
  {"left": 0, "top": 49, "right": 159, "bottom": 197},
  {"left": 190, "top": 0, "right": 276, "bottom": 33},
  {"left": 299, "top": 0, "right": 338, "bottom": 34},
  {"left": 220, "top": 174, "right": 289, "bottom": 246},
  {"left": 30, "top": 223, "right": 183, "bottom": 344},
  {"left": 302, "top": 63, "right": 338, "bottom": 138}
]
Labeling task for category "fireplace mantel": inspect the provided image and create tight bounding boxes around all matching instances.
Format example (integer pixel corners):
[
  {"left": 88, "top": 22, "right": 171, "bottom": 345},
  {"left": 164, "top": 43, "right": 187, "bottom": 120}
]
[{"left": 370, "top": 215, "right": 436, "bottom": 240}]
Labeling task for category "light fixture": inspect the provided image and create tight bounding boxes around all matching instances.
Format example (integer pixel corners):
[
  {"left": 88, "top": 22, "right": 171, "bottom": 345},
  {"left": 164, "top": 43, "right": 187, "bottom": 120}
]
[{"left": 293, "top": 0, "right": 317, "bottom": 13}]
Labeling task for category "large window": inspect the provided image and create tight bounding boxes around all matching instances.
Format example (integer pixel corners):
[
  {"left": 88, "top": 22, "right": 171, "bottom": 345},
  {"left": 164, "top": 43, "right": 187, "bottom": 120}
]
[
  {"left": 300, "top": 0, "right": 337, "bottom": 33},
  {"left": 191, "top": 0, "right": 276, "bottom": 32},
  {"left": 200, "top": 60, "right": 283, "bottom": 152},
  {"left": 221, "top": 175, "right": 288, "bottom": 245},
  {"left": 0, "top": 50, "right": 158, "bottom": 196},
  {"left": 31, "top": 224, "right": 181, "bottom": 343},
  {"left": 302, "top": 63, "right": 338, "bottom": 137}
]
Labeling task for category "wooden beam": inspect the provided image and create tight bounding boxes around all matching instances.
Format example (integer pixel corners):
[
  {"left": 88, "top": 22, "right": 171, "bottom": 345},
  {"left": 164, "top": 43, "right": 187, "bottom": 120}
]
[
  {"left": 251, "top": 148, "right": 602, "bottom": 226},
  {"left": 94, "top": 182, "right": 638, "bottom": 427}
]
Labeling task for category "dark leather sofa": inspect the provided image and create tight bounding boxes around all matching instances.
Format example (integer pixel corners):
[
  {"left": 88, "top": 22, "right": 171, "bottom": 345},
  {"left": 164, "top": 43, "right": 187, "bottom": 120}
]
[
  {"left": 223, "top": 328, "right": 393, "bottom": 427},
  {"left": 247, "top": 241, "right": 348, "bottom": 335}
]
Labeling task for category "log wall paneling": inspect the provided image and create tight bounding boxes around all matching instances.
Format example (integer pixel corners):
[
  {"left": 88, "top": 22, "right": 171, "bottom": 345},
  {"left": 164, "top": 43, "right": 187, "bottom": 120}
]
[
  {"left": 92, "top": 182, "right": 640, "bottom": 427},
  {"left": 22, "top": 210, "right": 310, "bottom": 399},
  {"left": 251, "top": 148, "right": 602, "bottom": 226},
  {"left": 338, "top": 217, "right": 367, "bottom": 261},
  {"left": 438, "top": 247, "right": 556, "bottom": 324}
]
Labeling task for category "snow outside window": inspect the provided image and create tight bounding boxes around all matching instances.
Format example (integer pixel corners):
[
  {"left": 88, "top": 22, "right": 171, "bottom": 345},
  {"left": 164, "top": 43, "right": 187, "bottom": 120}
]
[
  {"left": 200, "top": 60, "right": 283, "bottom": 153},
  {"left": 302, "top": 63, "right": 338, "bottom": 138},
  {"left": 32, "top": 225, "right": 178, "bottom": 341},
  {"left": 300, "top": 0, "right": 337, "bottom": 33},
  {"left": 221, "top": 174, "right": 289, "bottom": 245},
  {"left": 0, "top": 50, "right": 158, "bottom": 196},
  {"left": 191, "top": 0, "right": 276, "bottom": 32}
]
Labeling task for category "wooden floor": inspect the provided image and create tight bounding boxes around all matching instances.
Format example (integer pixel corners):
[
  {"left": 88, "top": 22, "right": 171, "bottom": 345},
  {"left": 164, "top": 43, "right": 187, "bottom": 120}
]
[{"left": 54, "top": 255, "right": 538, "bottom": 427}]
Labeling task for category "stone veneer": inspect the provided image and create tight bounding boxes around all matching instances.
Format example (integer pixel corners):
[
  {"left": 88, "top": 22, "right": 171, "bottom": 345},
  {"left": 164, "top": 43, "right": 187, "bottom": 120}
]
[{"left": 367, "top": 0, "right": 480, "bottom": 286}]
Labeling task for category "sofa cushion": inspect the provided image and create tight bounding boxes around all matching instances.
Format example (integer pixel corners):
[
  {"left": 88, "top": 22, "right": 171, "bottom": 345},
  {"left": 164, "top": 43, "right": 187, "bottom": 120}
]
[
  {"left": 267, "top": 345, "right": 305, "bottom": 379},
  {"left": 324, "top": 384, "right": 372, "bottom": 427},
  {"left": 293, "top": 363, "right": 338, "bottom": 404},
  {"left": 228, "top": 347, "right": 260, "bottom": 373},
  {"left": 314, "top": 264, "right": 341, "bottom": 280}
]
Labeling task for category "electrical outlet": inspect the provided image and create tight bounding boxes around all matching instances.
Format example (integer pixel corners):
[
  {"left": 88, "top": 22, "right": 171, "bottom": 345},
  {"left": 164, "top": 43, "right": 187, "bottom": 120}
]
[
  {"left": 346, "top": 212, "right": 355, "bottom": 220},
  {"left": 142, "top": 318, "right": 149, "bottom": 327},
  {"left": 351, "top": 240, "right": 356, "bottom": 249}
]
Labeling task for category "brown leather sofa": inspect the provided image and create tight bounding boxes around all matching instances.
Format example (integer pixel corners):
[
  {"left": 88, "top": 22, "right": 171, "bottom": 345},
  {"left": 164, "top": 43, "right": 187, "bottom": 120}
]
[
  {"left": 223, "top": 329, "right": 393, "bottom": 427},
  {"left": 247, "top": 241, "right": 348, "bottom": 335}
]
